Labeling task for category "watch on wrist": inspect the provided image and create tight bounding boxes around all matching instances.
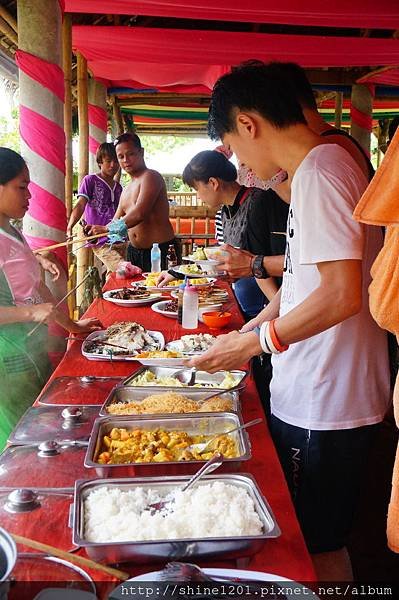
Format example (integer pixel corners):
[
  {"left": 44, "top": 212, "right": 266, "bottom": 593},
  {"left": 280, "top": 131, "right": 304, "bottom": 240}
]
[{"left": 252, "top": 255, "right": 269, "bottom": 279}]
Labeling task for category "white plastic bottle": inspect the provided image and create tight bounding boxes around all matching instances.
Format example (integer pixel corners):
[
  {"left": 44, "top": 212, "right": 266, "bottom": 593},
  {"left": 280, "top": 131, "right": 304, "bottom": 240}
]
[
  {"left": 182, "top": 280, "right": 199, "bottom": 329},
  {"left": 150, "top": 243, "right": 161, "bottom": 273}
]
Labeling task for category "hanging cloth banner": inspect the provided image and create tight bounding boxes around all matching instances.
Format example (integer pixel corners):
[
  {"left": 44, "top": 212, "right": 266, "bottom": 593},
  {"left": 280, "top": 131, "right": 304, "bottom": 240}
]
[
  {"left": 65, "top": 1, "right": 399, "bottom": 29},
  {"left": 15, "top": 50, "right": 65, "bottom": 103},
  {"left": 72, "top": 26, "right": 399, "bottom": 69}
]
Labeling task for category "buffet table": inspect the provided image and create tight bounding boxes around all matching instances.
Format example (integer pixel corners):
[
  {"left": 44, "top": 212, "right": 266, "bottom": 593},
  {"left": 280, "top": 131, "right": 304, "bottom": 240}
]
[{"left": 4, "top": 274, "right": 316, "bottom": 593}]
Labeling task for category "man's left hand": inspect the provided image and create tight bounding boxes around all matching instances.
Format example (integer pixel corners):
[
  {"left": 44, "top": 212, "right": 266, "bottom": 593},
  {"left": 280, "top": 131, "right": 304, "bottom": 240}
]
[
  {"left": 87, "top": 225, "right": 108, "bottom": 236},
  {"left": 186, "top": 330, "right": 261, "bottom": 373}
]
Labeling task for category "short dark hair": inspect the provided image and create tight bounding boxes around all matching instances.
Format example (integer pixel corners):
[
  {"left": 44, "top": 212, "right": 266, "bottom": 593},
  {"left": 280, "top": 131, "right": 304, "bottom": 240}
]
[
  {"left": 0, "top": 147, "right": 27, "bottom": 185},
  {"left": 208, "top": 62, "right": 306, "bottom": 140},
  {"left": 266, "top": 62, "right": 317, "bottom": 110},
  {"left": 96, "top": 142, "right": 118, "bottom": 166},
  {"left": 114, "top": 132, "right": 142, "bottom": 149},
  {"left": 182, "top": 150, "right": 237, "bottom": 187}
]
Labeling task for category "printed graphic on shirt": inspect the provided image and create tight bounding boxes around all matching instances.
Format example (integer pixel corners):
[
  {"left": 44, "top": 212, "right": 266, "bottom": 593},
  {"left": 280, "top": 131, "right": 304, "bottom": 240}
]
[
  {"left": 282, "top": 206, "right": 294, "bottom": 305},
  {"left": 89, "top": 179, "right": 116, "bottom": 217}
]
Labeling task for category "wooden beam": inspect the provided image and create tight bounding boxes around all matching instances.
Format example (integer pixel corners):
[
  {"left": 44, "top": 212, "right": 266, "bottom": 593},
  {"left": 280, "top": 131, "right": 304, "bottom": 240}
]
[
  {"left": 0, "top": 16, "right": 17, "bottom": 45},
  {"left": 63, "top": 14, "right": 73, "bottom": 219},
  {"left": 0, "top": 6, "right": 18, "bottom": 33},
  {"left": 334, "top": 92, "right": 343, "bottom": 129},
  {"left": 305, "top": 68, "right": 369, "bottom": 86}
]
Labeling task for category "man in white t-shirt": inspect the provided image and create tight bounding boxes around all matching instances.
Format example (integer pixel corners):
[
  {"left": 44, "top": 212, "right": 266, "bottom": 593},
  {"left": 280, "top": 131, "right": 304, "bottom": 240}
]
[{"left": 190, "top": 63, "right": 390, "bottom": 580}]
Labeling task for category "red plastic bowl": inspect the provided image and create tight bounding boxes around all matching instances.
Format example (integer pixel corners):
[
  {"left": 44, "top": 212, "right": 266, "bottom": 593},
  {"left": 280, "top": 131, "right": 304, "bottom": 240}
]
[{"left": 201, "top": 311, "right": 232, "bottom": 328}]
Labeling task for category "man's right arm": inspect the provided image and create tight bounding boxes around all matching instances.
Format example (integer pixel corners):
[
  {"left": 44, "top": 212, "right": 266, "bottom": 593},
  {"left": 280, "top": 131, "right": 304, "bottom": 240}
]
[{"left": 67, "top": 196, "right": 87, "bottom": 238}]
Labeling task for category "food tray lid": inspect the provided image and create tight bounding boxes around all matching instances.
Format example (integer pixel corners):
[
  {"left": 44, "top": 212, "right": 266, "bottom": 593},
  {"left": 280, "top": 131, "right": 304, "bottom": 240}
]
[
  {"left": 0, "top": 443, "right": 92, "bottom": 489},
  {"left": 0, "top": 491, "right": 76, "bottom": 553},
  {"left": 10, "top": 554, "right": 96, "bottom": 598},
  {"left": 38, "top": 376, "right": 121, "bottom": 406},
  {"left": 8, "top": 405, "right": 100, "bottom": 445}
]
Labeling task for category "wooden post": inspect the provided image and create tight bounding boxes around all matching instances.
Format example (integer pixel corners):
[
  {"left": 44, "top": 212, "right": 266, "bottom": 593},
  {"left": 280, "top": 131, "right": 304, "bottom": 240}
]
[
  {"left": 63, "top": 14, "right": 73, "bottom": 219},
  {"left": 76, "top": 52, "right": 90, "bottom": 310},
  {"left": 334, "top": 92, "right": 343, "bottom": 129},
  {"left": 112, "top": 98, "right": 125, "bottom": 136},
  {"left": 350, "top": 84, "right": 374, "bottom": 156}
]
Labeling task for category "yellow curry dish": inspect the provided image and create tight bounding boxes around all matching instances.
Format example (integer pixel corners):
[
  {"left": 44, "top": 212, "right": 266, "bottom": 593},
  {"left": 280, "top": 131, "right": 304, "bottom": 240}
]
[{"left": 96, "top": 427, "right": 239, "bottom": 464}]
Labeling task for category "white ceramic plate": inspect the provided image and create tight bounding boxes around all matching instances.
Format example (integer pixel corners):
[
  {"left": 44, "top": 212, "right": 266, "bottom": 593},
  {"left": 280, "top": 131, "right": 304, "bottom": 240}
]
[
  {"left": 111, "top": 569, "right": 318, "bottom": 600},
  {"left": 172, "top": 264, "right": 205, "bottom": 277},
  {"left": 183, "top": 255, "right": 219, "bottom": 267},
  {"left": 81, "top": 329, "right": 165, "bottom": 361},
  {"left": 103, "top": 289, "right": 163, "bottom": 307},
  {"left": 165, "top": 335, "right": 215, "bottom": 356},
  {"left": 136, "top": 278, "right": 216, "bottom": 292},
  {"left": 151, "top": 300, "right": 178, "bottom": 319}
]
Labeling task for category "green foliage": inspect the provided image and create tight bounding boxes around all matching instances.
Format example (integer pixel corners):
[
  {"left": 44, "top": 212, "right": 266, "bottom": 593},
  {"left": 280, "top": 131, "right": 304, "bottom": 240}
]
[
  {"left": 140, "top": 135, "right": 192, "bottom": 156},
  {"left": 171, "top": 176, "right": 191, "bottom": 192},
  {"left": 0, "top": 108, "right": 20, "bottom": 152}
]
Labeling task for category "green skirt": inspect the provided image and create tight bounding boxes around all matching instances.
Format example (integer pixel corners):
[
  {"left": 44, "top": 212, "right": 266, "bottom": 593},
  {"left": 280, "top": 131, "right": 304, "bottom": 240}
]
[{"left": 0, "top": 322, "right": 52, "bottom": 450}]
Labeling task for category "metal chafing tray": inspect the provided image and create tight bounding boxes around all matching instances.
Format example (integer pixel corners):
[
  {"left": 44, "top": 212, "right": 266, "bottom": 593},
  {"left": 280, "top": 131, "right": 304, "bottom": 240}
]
[
  {"left": 99, "top": 386, "right": 241, "bottom": 417},
  {"left": 71, "top": 473, "right": 280, "bottom": 564},
  {"left": 8, "top": 405, "right": 100, "bottom": 445},
  {"left": 84, "top": 413, "right": 251, "bottom": 476},
  {"left": 122, "top": 366, "right": 248, "bottom": 391}
]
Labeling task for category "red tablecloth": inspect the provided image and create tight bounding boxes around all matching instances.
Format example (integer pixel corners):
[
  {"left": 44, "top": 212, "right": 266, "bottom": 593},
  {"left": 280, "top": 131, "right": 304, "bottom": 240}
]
[{"left": 30, "top": 274, "right": 316, "bottom": 586}]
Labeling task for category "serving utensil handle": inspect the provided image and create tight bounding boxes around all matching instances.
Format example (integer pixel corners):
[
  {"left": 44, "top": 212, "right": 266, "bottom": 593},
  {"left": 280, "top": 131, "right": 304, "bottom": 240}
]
[{"left": 180, "top": 453, "right": 223, "bottom": 494}]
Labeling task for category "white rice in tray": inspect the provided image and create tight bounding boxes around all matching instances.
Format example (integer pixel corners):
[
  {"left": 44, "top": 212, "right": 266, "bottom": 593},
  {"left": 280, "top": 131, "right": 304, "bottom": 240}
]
[{"left": 83, "top": 481, "right": 263, "bottom": 543}]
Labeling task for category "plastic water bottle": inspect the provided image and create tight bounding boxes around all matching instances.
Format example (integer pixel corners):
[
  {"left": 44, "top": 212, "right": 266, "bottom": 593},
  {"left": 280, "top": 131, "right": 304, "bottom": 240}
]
[
  {"left": 182, "top": 280, "right": 198, "bottom": 329},
  {"left": 151, "top": 243, "right": 161, "bottom": 273},
  {"left": 177, "top": 281, "right": 186, "bottom": 325}
]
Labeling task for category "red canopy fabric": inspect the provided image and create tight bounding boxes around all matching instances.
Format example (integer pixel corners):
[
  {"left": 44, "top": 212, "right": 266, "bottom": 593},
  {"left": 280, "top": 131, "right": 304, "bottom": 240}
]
[
  {"left": 65, "top": 0, "right": 399, "bottom": 29},
  {"left": 87, "top": 62, "right": 229, "bottom": 92},
  {"left": 358, "top": 67, "right": 399, "bottom": 86},
  {"left": 73, "top": 25, "right": 399, "bottom": 72}
]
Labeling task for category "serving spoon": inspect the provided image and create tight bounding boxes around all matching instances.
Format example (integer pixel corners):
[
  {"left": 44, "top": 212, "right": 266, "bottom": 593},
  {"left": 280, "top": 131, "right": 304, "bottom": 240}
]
[
  {"left": 146, "top": 453, "right": 223, "bottom": 514},
  {"left": 187, "top": 417, "right": 262, "bottom": 454}
]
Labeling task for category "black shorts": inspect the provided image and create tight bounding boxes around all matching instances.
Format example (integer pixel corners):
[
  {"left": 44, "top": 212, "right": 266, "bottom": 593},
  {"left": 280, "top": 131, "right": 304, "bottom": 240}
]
[
  {"left": 127, "top": 238, "right": 181, "bottom": 272},
  {"left": 270, "top": 414, "right": 378, "bottom": 554}
]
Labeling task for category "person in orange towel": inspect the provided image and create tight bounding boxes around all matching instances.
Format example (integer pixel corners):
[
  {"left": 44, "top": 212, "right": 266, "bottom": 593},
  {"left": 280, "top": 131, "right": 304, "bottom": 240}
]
[{"left": 353, "top": 121, "right": 399, "bottom": 555}]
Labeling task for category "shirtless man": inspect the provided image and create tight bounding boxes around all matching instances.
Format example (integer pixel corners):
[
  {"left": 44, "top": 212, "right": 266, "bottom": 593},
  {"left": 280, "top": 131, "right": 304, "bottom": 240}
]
[{"left": 89, "top": 133, "right": 179, "bottom": 271}]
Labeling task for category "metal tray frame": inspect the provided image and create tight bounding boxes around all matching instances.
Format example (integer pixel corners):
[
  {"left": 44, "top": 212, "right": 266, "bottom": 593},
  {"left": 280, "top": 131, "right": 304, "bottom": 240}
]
[
  {"left": 121, "top": 366, "right": 248, "bottom": 392},
  {"left": 72, "top": 473, "right": 280, "bottom": 564},
  {"left": 99, "top": 386, "right": 241, "bottom": 418},
  {"left": 84, "top": 413, "right": 251, "bottom": 474}
]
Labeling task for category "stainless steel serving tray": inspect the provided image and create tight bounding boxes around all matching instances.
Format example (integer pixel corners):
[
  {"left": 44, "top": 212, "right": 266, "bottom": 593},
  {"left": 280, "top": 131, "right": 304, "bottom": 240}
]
[
  {"left": 72, "top": 473, "right": 280, "bottom": 564},
  {"left": 99, "top": 386, "right": 241, "bottom": 418},
  {"left": 122, "top": 366, "right": 248, "bottom": 392},
  {"left": 84, "top": 413, "right": 251, "bottom": 476}
]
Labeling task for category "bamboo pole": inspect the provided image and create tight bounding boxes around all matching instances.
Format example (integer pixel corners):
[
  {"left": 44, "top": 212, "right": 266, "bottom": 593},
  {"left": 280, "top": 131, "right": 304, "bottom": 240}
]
[
  {"left": 112, "top": 98, "right": 124, "bottom": 135},
  {"left": 63, "top": 15, "right": 73, "bottom": 219},
  {"left": 0, "top": 16, "right": 18, "bottom": 45},
  {"left": 0, "top": 6, "right": 18, "bottom": 32},
  {"left": 76, "top": 52, "right": 90, "bottom": 311},
  {"left": 334, "top": 91, "right": 343, "bottom": 129}
]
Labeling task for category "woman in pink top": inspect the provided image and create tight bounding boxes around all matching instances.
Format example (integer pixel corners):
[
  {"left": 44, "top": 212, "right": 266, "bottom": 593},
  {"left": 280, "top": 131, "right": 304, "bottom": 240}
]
[{"left": 0, "top": 148, "right": 101, "bottom": 449}]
